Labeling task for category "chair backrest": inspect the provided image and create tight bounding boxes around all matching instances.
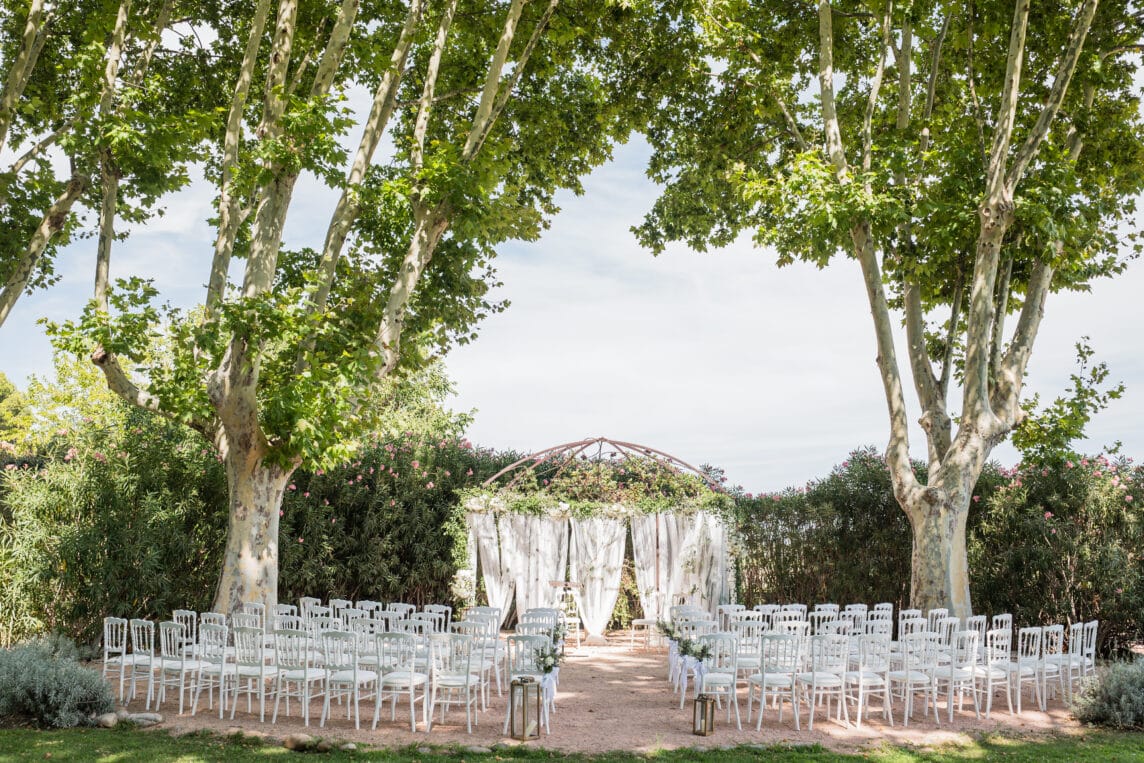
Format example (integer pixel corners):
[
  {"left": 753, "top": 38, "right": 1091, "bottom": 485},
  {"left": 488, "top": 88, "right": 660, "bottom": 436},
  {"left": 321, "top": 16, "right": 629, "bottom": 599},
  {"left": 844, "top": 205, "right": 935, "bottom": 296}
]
[
  {"left": 935, "top": 616, "right": 961, "bottom": 647},
  {"left": 275, "top": 603, "right": 299, "bottom": 617},
  {"left": 678, "top": 619, "right": 718, "bottom": 639},
  {"left": 275, "top": 628, "right": 313, "bottom": 671},
  {"left": 321, "top": 629, "right": 357, "bottom": 672},
  {"left": 467, "top": 605, "right": 501, "bottom": 623},
  {"left": 1016, "top": 626, "right": 1043, "bottom": 661},
  {"left": 813, "top": 603, "right": 840, "bottom": 615},
  {"left": 864, "top": 617, "right": 892, "bottom": 638},
  {"left": 387, "top": 602, "right": 417, "bottom": 618},
  {"left": 900, "top": 617, "right": 928, "bottom": 637},
  {"left": 991, "top": 612, "right": 1013, "bottom": 633},
  {"left": 775, "top": 619, "right": 810, "bottom": 637},
  {"left": 356, "top": 600, "right": 384, "bottom": 616},
  {"left": 900, "top": 631, "right": 939, "bottom": 670},
  {"left": 129, "top": 618, "right": 154, "bottom": 657},
  {"left": 466, "top": 612, "right": 499, "bottom": 638},
  {"left": 423, "top": 604, "right": 452, "bottom": 629},
  {"left": 172, "top": 609, "right": 197, "bottom": 646},
  {"left": 857, "top": 633, "right": 891, "bottom": 672},
  {"left": 238, "top": 601, "right": 265, "bottom": 630},
  {"left": 200, "top": 611, "right": 226, "bottom": 629},
  {"left": 506, "top": 634, "right": 550, "bottom": 676},
  {"left": 515, "top": 622, "right": 551, "bottom": 638},
  {"left": 1042, "top": 624, "right": 1064, "bottom": 659},
  {"left": 411, "top": 611, "right": 446, "bottom": 632},
  {"left": 699, "top": 632, "right": 738, "bottom": 673},
  {"left": 839, "top": 609, "right": 866, "bottom": 634},
  {"left": 232, "top": 612, "right": 261, "bottom": 630},
  {"left": 716, "top": 604, "right": 746, "bottom": 629},
  {"left": 450, "top": 620, "right": 485, "bottom": 639},
  {"left": 926, "top": 608, "right": 950, "bottom": 632},
  {"left": 761, "top": 632, "right": 801, "bottom": 673},
  {"left": 844, "top": 603, "right": 868, "bottom": 614},
  {"left": 732, "top": 619, "right": 766, "bottom": 651},
  {"left": 376, "top": 632, "right": 418, "bottom": 672},
  {"left": 951, "top": 629, "right": 979, "bottom": 671},
  {"left": 234, "top": 625, "right": 265, "bottom": 667},
  {"left": 898, "top": 608, "right": 922, "bottom": 635},
  {"left": 298, "top": 596, "right": 321, "bottom": 618},
  {"left": 1066, "top": 621, "right": 1084, "bottom": 657},
  {"left": 199, "top": 622, "right": 228, "bottom": 663},
  {"left": 1082, "top": 620, "right": 1099, "bottom": 660},
  {"left": 307, "top": 605, "right": 332, "bottom": 622},
  {"left": 781, "top": 603, "right": 808, "bottom": 618},
  {"left": 329, "top": 598, "right": 353, "bottom": 619},
  {"left": 341, "top": 607, "right": 369, "bottom": 628},
  {"left": 429, "top": 632, "right": 473, "bottom": 677},
  {"left": 274, "top": 613, "right": 304, "bottom": 631},
  {"left": 772, "top": 610, "right": 804, "bottom": 628},
  {"left": 808, "top": 633, "right": 849, "bottom": 673},
  {"left": 873, "top": 602, "right": 893, "bottom": 614},
  {"left": 159, "top": 621, "right": 186, "bottom": 661},
  {"left": 104, "top": 616, "right": 128, "bottom": 658},
  {"left": 966, "top": 614, "right": 987, "bottom": 648},
  {"left": 308, "top": 615, "right": 340, "bottom": 639},
  {"left": 808, "top": 610, "right": 837, "bottom": 635},
  {"left": 984, "top": 627, "right": 1011, "bottom": 666}
]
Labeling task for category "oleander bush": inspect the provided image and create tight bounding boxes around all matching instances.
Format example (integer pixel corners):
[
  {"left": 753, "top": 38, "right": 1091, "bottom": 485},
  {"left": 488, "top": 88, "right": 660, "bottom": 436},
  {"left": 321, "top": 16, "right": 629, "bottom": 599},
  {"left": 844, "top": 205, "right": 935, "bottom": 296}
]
[
  {"left": 1073, "top": 659, "right": 1144, "bottom": 729},
  {"left": 0, "top": 637, "right": 113, "bottom": 728}
]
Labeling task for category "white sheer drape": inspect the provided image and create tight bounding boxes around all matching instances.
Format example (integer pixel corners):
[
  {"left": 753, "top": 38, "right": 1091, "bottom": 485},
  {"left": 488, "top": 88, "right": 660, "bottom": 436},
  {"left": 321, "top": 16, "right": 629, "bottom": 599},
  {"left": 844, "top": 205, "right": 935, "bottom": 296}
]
[
  {"left": 499, "top": 514, "right": 568, "bottom": 616},
  {"left": 630, "top": 513, "right": 673, "bottom": 621},
  {"left": 568, "top": 517, "right": 627, "bottom": 643},
  {"left": 468, "top": 512, "right": 514, "bottom": 628}
]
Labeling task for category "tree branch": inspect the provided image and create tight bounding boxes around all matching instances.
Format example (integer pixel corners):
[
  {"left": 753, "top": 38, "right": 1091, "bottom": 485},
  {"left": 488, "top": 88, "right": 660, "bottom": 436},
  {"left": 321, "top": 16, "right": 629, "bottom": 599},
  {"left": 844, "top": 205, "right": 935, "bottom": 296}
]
[
  {"left": 205, "top": 0, "right": 274, "bottom": 317},
  {"left": 988, "top": 254, "right": 1012, "bottom": 380},
  {"left": 461, "top": 0, "right": 528, "bottom": 161},
  {"left": 0, "top": 0, "right": 47, "bottom": 154},
  {"left": 985, "top": 0, "right": 1030, "bottom": 199},
  {"left": 1004, "top": 0, "right": 1099, "bottom": 190},
  {"left": 309, "top": 0, "right": 359, "bottom": 99},
  {"left": 0, "top": 174, "right": 86, "bottom": 329},
  {"left": 410, "top": 0, "right": 458, "bottom": 175},
  {"left": 939, "top": 280, "right": 963, "bottom": 399},
  {"left": 818, "top": 0, "right": 848, "bottom": 177},
  {"left": 991, "top": 259, "right": 1053, "bottom": 427},
  {"left": 861, "top": 1, "right": 893, "bottom": 175}
]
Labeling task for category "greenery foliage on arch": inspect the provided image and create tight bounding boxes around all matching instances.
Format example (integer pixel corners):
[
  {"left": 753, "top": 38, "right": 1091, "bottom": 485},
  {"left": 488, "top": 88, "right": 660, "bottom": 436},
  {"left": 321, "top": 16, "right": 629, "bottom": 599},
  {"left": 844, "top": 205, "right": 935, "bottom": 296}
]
[{"left": 459, "top": 437, "right": 734, "bottom": 519}]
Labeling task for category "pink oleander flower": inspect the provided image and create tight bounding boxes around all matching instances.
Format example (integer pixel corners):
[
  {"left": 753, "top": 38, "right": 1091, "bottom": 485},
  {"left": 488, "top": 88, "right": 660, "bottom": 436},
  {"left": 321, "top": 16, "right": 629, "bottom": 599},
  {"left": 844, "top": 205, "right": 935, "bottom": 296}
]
[
  {"left": 425, "top": 482, "right": 435, "bottom": 489},
  {"left": 411, "top": 460, "right": 420, "bottom": 469},
  {"left": 466, "top": 469, "right": 474, "bottom": 476},
  {"left": 1044, "top": 511, "right": 1053, "bottom": 519},
  {"left": 1066, "top": 460, "right": 1074, "bottom": 468},
  {"left": 288, "top": 484, "right": 296, "bottom": 490}
]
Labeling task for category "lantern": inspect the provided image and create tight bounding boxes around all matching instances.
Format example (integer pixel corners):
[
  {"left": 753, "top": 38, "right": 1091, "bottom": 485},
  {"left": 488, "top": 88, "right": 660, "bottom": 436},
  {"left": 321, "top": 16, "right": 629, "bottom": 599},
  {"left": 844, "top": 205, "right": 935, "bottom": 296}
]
[
  {"left": 693, "top": 693, "right": 716, "bottom": 736},
  {"left": 509, "top": 676, "right": 542, "bottom": 740}
]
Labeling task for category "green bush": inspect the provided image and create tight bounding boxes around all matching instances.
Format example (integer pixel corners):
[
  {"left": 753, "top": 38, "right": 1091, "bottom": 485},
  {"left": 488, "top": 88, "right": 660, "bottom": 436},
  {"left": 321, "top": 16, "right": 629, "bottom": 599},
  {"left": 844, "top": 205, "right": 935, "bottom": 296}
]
[
  {"left": 1073, "top": 659, "right": 1144, "bottom": 729},
  {"left": 0, "top": 407, "right": 227, "bottom": 648},
  {"left": 735, "top": 448, "right": 1006, "bottom": 610},
  {"left": 278, "top": 434, "right": 517, "bottom": 607},
  {"left": 0, "top": 637, "right": 114, "bottom": 728},
  {"left": 969, "top": 454, "right": 1144, "bottom": 655}
]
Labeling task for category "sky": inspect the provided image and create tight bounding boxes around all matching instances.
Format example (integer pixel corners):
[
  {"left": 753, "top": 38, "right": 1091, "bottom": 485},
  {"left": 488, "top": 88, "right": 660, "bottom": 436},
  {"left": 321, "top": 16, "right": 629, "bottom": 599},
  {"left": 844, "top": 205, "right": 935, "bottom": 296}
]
[{"left": 3, "top": 135, "right": 1142, "bottom": 493}]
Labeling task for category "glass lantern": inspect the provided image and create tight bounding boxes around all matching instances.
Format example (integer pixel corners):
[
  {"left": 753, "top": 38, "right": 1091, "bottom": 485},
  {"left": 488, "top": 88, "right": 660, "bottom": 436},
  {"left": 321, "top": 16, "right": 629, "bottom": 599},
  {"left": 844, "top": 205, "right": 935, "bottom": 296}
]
[
  {"left": 693, "top": 693, "right": 716, "bottom": 736},
  {"left": 509, "top": 676, "right": 542, "bottom": 740}
]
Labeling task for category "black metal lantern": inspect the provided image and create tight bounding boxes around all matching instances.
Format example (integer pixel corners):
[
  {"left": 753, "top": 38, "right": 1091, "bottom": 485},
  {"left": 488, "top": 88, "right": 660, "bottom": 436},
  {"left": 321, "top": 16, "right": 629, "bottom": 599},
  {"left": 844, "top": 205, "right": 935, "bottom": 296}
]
[
  {"left": 693, "top": 693, "right": 716, "bottom": 736},
  {"left": 509, "top": 676, "right": 542, "bottom": 740}
]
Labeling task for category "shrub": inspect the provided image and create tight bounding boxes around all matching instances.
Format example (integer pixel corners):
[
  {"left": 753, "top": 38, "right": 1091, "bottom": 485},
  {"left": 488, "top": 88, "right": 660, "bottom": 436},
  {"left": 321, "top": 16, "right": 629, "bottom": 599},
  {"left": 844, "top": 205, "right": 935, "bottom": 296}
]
[
  {"left": 0, "top": 637, "right": 114, "bottom": 728},
  {"left": 1073, "top": 659, "right": 1144, "bottom": 729},
  {"left": 969, "top": 453, "right": 1144, "bottom": 655}
]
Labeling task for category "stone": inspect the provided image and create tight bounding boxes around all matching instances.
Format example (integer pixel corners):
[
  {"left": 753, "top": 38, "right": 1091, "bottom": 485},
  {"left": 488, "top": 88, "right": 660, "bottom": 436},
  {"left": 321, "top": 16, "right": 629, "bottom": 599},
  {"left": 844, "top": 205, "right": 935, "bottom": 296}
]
[
  {"left": 315, "top": 739, "right": 333, "bottom": 753},
  {"left": 464, "top": 746, "right": 492, "bottom": 754},
  {"left": 283, "top": 733, "right": 315, "bottom": 751},
  {"left": 225, "top": 726, "right": 245, "bottom": 737},
  {"left": 339, "top": 743, "right": 357, "bottom": 752},
  {"left": 127, "top": 712, "right": 163, "bottom": 727},
  {"left": 417, "top": 746, "right": 433, "bottom": 755},
  {"left": 96, "top": 713, "right": 118, "bottom": 729}
]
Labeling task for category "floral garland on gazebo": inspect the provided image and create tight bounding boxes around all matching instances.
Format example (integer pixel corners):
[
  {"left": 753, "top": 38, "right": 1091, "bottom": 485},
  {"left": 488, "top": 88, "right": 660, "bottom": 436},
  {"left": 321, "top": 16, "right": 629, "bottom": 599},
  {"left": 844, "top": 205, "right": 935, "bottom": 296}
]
[{"left": 457, "top": 440, "right": 737, "bottom": 638}]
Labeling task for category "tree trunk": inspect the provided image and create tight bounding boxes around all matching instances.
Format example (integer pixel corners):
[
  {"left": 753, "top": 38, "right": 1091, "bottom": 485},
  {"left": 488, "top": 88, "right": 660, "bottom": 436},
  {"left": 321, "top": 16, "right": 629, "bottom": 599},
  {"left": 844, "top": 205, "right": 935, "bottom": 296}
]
[
  {"left": 211, "top": 446, "right": 294, "bottom": 614},
  {"left": 904, "top": 486, "right": 972, "bottom": 619}
]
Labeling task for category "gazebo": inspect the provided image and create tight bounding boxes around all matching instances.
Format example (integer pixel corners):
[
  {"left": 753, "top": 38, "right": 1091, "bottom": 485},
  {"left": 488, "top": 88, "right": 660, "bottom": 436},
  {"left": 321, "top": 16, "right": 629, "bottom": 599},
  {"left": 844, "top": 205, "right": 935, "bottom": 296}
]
[{"left": 459, "top": 437, "right": 735, "bottom": 643}]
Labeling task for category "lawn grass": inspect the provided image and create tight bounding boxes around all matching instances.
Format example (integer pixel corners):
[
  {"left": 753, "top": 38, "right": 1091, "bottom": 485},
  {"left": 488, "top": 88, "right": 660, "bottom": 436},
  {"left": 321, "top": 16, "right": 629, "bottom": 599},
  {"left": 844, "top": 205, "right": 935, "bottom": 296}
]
[{"left": 0, "top": 728, "right": 1142, "bottom": 763}]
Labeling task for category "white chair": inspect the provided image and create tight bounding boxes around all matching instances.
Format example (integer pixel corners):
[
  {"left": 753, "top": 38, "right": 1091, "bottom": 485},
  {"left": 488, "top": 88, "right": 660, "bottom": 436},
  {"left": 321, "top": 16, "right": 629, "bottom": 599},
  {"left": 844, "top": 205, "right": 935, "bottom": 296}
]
[
  {"left": 238, "top": 601, "right": 266, "bottom": 631},
  {"left": 191, "top": 622, "right": 231, "bottom": 718},
  {"left": 502, "top": 634, "right": 552, "bottom": 734},
  {"left": 966, "top": 615, "right": 988, "bottom": 657},
  {"left": 747, "top": 632, "right": 801, "bottom": 730},
  {"left": 230, "top": 625, "right": 278, "bottom": 722},
  {"left": 889, "top": 631, "right": 939, "bottom": 726},
  {"left": 1082, "top": 620, "right": 1099, "bottom": 677},
  {"left": 329, "top": 598, "right": 353, "bottom": 623},
  {"left": 796, "top": 633, "right": 851, "bottom": 730},
  {"left": 172, "top": 609, "right": 197, "bottom": 654},
  {"left": 412, "top": 610, "right": 445, "bottom": 633},
  {"left": 716, "top": 603, "right": 746, "bottom": 630},
  {"left": 451, "top": 620, "right": 497, "bottom": 709},
  {"left": 926, "top": 608, "right": 950, "bottom": 633},
  {"left": 991, "top": 612, "right": 1013, "bottom": 633},
  {"left": 386, "top": 602, "right": 417, "bottom": 618},
  {"left": 101, "top": 616, "right": 132, "bottom": 703},
  {"left": 320, "top": 629, "right": 377, "bottom": 729},
  {"left": 937, "top": 630, "right": 980, "bottom": 722},
  {"left": 698, "top": 632, "right": 741, "bottom": 729},
  {"left": 424, "top": 604, "right": 453, "bottom": 630},
  {"left": 732, "top": 619, "right": 766, "bottom": 683},
  {"left": 898, "top": 608, "right": 922, "bottom": 638},
  {"left": 1009, "top": 626, "right": 1044, "bottom": 713},
  {"left": 154, "top": 620, "right": 204, "bottom": 714},
  {"left": 127, "top": 619, "right": 157, "bottom": 708},
  {"left": 1040, "top": 624, "right": 1066, "bottom": 704},
  {"left": 427, "top": 633, "right": 480, "bottom": 733},
  {"left": 844, "top": 633, "right": 893, "bottom": 728},
  {"left": 375, "top": 632, "right": 429, "bottom": 731},
  {"left": 298, "top": 596, "right": 321, "bottom": 619},
  {"left": 1051, "top": 621, "right": 1086, "bottom": 699},
  {"left": 275, "top": 603, "right": 299, "bottom": 618},
  {"left": 808, "top": 610, "right": 837, "bottom": 636},
  {"left": 974, "top": 627, "right": 1013, "bottom": 718},
  {"left": 273, "top": 628, "right": 327, "bottom": 726},
  {"left": 231, "top": 612, "right": 261, "bottom": 630},
  {"left": 814, "top": 603, "right": 840, "bottom": 615}
]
